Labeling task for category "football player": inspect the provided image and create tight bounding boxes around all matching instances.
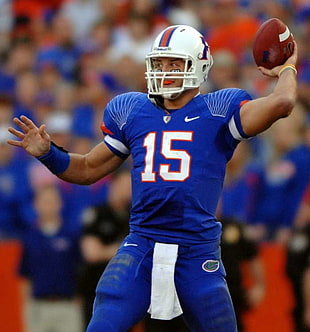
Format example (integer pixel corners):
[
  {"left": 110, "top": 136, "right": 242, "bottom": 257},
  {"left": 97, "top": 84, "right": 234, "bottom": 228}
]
[{"left": 8, "top": 25, "right": 298, "bottom": 332}]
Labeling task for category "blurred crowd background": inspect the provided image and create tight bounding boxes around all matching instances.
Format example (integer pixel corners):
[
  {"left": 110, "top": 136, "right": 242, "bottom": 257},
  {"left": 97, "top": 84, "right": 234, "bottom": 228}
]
[{"left": 0, "top": 0, "right": 310, "bottom": 331}]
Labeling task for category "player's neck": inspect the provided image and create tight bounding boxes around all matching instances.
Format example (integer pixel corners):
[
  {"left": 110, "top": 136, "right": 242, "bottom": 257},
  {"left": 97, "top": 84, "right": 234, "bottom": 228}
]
[{"left": 164, "top": 88, "right": 200, "bottom": 110}]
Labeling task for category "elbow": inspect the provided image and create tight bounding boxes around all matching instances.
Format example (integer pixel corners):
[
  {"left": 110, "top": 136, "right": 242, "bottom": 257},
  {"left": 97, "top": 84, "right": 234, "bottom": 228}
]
[
  {"left": 275, "top": 95, "right": 295, "bottom": 118},
  {"left": 77, "top": 179, "right": 93, "bottom": 186},
  {"left": 58, "top": 174, "right": 96, "bottom": 186},
  {"left": 82, "top": 178, "right": 97, "bottom": 186},
  {"left": 79, "top": 171, "right": 98, "bottom": 185},
  {"left": 77, "top": 157, "right": 100, "bottom": 185}
]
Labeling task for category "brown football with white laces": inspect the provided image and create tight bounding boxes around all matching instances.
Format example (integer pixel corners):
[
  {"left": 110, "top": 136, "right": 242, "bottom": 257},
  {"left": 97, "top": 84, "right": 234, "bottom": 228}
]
[{"left": 252, "top": 18, "right": 294, "bottom": 69}]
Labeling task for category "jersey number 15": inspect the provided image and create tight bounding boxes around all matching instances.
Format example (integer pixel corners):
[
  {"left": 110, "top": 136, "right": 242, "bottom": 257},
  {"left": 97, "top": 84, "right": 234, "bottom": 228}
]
[{"left": 141, "top": 131, "right": 193, "bottom": 182}]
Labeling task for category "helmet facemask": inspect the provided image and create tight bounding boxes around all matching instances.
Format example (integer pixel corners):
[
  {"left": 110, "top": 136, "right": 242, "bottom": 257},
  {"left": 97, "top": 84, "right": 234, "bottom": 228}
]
[
  {"left": 146, "top": 54, "right": 199, "bottom": 100},
  {"left": 145, "top": 25, "right": 213, "bottom": 100}
]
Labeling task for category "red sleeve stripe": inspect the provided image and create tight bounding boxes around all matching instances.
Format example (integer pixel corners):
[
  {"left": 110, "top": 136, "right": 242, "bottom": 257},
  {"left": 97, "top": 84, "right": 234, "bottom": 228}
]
[
  {"left": 239, "top": 100, "right": 250, "bottom": 107},
  {"left": 100, "top": 122, "right": 114, "bottom": 135}
]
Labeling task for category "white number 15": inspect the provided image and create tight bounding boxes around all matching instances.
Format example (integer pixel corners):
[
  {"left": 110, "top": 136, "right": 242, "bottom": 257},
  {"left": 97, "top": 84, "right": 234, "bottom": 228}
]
[{"left": 141, "top": 131, "right": 193, "bottom": 182}]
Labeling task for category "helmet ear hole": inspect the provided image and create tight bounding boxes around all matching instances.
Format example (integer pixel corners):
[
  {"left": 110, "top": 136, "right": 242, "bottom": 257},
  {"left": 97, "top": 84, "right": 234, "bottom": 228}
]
[{"left": 202, "top": 64, "right": 207, "bottom": 72}]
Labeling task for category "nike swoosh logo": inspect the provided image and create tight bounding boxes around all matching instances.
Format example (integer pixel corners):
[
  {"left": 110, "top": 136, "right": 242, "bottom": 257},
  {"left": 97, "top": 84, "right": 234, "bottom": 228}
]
[
  {"left": 124, "top": 242, "right": 138, "bottom": 247},
  {"left": 184, "top": 115, "right": 200, "bottom": 122}
]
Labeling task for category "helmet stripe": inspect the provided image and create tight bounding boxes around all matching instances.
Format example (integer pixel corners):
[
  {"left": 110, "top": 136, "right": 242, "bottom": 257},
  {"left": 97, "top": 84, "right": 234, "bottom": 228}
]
[{"left": 158, "top": 26, "right": 178, "bottom": 47}]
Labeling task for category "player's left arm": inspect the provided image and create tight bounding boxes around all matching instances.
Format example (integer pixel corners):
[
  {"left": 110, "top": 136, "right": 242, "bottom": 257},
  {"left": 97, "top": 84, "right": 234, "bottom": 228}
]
[{"left": 240, "top": 40, "right": 298, "bottom": 137}]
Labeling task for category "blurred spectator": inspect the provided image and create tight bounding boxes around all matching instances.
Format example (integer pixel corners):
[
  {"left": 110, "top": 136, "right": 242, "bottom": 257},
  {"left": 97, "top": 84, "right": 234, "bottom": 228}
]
[
  {"left": 97, "top": 0, "right": 131, "bottom": 27},
  {"left": 298, "top": 64, "right": 310, "bottom": 111},
  {"left": 208, "top": 49, "right": 240, "bottom": 91},
  {"left": 33, "top": 93, "right": 55, "bottom": 125},
  {"left": 129, "top": 0, "right": 169, "bottom": 34},
  {"left": 0, "top": 94, "right": 14, "bottom": 125},
  {"left": 19, "top": 183, "right": 83, "bottom": 332},
  {"left": 79, "top": 18, "right": 114, "bottom": 72},
  {"left": 27, "top": 111, "right": 72, "bottom": 191},
  {"left": 90, "top": 17, "right": 114, "bottom": 50},
  {"left": 286, "top": 183, "right": 310, "bottom": 332},
  {"left": 35, "top": 65, "right": 61, "bottom": 110},
  {"left": 217, "top": 140, "right": 264, "bottom": 227},
  {"left": 239, "top": 50, "right": 274, "bottom": 99},
  {"left": 6, "top": 39, "right": 36, "bottom": 75},
  {"left": 77, "top": 167, "right": 131, "bottom": 328},
  {"left": 295, "top": 183, "right": 310, "bottom": 229},
  {"left": 13, "top": 0, "right": 63, "bottom": 22},
  {"left": 71, "top": 134, "right": 96, "bottom": 154},
  {"left": 304, "top": 263, "right": 310, "bottom": 332},
  {"left": 71, "top": 102, "right": 99, "bottom": 140},
  {"left": 14, "top": 70, "right": 39, "bottom": 120},
  {"left": 0, "top": 63, "right": 15, "bottom": 98},
  {"left": 204, "top": 0, "right": 260, "bottom": 61},
  {"left": 111, "top": 11, "right": 154, "bottom": 63},
  {"left": 60, "top": 0, "right": 102, "bottom": 44},
  {"left": 0, "top": 0, "right": 13, "bottom": 53},
  {"left": 254, "top": 105, "right": 310, "bottom": 244},
  {"left": 221, "top": 217, "right": 265, "bottom": 332},
  {"left": 253, "top": 0, "right": 294, "bottom": 24},
  {"left": 194, "top": 1, "right": 218, "bottom": 35},
  {"left": 45, "top": 111, "right": 73, "bottom": 150},
  {"left": 28, "top": 111, "right": 110, "bottom": 235},
  {"left": 166, "top": 0, "right": 200, "bottom": 30},
  {"left": 35, "top": 13, "right": 81, "bottom": 82},
  {"left": 12, "top": 1, "right": 64, "bottom": 50},
  {"left": 109, "top": 54, "right": 147, "bottom": 93},
  {"left": 59, "top": 177, "right": 111, "bottom": 233},
  {"left": 0, "top": 125, "right": 33, "bottom": 239},
  {"left": 72, "top": 76, "right": 113, "bottom": 140}
]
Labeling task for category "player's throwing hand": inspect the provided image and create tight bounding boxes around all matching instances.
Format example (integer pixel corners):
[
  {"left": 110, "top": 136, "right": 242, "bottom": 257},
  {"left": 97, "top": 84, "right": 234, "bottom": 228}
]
[
  {"left": 258, "top": 40, "right": 298, "bottom": 78},
  {"left": 7, "top": 115, "right": 51, "bottom": 157}
]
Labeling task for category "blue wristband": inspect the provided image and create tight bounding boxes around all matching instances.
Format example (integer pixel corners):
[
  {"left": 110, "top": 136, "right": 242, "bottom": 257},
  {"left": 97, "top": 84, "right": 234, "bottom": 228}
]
[{"left": 37, "top": 142, "right": 70, "bottom": 175}]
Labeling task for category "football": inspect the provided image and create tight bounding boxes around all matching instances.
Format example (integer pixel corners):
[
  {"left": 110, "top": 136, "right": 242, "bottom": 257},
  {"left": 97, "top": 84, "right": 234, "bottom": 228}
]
[{"left": 252, "top": 18, "right": 294, "bottom": 69}]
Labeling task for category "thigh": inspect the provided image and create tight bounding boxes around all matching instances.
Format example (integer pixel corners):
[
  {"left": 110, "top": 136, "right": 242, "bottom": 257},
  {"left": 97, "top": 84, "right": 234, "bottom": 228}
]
[
  {"left": 176, "top": 247, "right": 237, "bottom": 332},
  {"left": 87, "top": 235, "right": 153, "bottom": 332}
]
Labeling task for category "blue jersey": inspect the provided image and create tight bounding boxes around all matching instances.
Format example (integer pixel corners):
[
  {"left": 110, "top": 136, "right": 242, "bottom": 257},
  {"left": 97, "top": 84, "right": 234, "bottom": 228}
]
[{"left": 102, "top": 89, "right": 251, "bottom": 245}]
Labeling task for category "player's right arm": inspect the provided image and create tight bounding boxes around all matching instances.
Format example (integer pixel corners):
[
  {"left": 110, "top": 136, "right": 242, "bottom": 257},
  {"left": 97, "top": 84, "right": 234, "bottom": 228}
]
[
  {"left": 240, "top": 40, "right": 298, "bottom": 137},
  {"left": 7, "top": 115, "right": 124, "bottom": 185}
]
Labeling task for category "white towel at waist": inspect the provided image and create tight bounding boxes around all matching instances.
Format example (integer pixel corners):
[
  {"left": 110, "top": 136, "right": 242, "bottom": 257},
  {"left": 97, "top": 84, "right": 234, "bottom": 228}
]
[{"left": 148, "top": 242, "right": 183, "bottom": 320}]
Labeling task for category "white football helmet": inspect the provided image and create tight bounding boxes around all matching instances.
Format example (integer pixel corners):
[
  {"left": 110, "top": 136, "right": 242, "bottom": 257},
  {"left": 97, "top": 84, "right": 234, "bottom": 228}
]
[{"left": 145, "top": 25, "right": 213, "bottom": 100}]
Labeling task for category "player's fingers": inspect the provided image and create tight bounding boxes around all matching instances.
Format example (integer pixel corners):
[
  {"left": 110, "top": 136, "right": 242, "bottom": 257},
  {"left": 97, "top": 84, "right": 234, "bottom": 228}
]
[
  {"left": 6, "top": 139, "right": 23, "bottom": 147},
  {"left": 258, "top": 66, "right": 278, "bottom": 77},
  {"left": 13, "top": 117, "right": 30, "bottom": 133},
  {"left": 291, "top": 40, "right": 298, "bottom": 58},
  {"left": 20, "top": 115, "right": 38, "bottom": 130},
  {"left": 258, "top": 66, "right": 270, "bottom": 76},
  {"left": 38, "top": 124, "right": 49, "bottom": 140},
  {"left": 8, "top": 127, "right": 25, "bottom": 139},
  {"left": 285, "top": 41, "right": 298, "bottom": 65}
]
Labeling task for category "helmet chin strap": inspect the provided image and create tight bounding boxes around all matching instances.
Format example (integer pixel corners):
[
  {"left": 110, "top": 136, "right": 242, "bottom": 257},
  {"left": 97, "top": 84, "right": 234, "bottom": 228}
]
[
  {"left": 162, "top": 84, "right": 195, "bottom": 100},
  {"left": 162, "top": 91, "right": 182, "bottom": 100}
]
